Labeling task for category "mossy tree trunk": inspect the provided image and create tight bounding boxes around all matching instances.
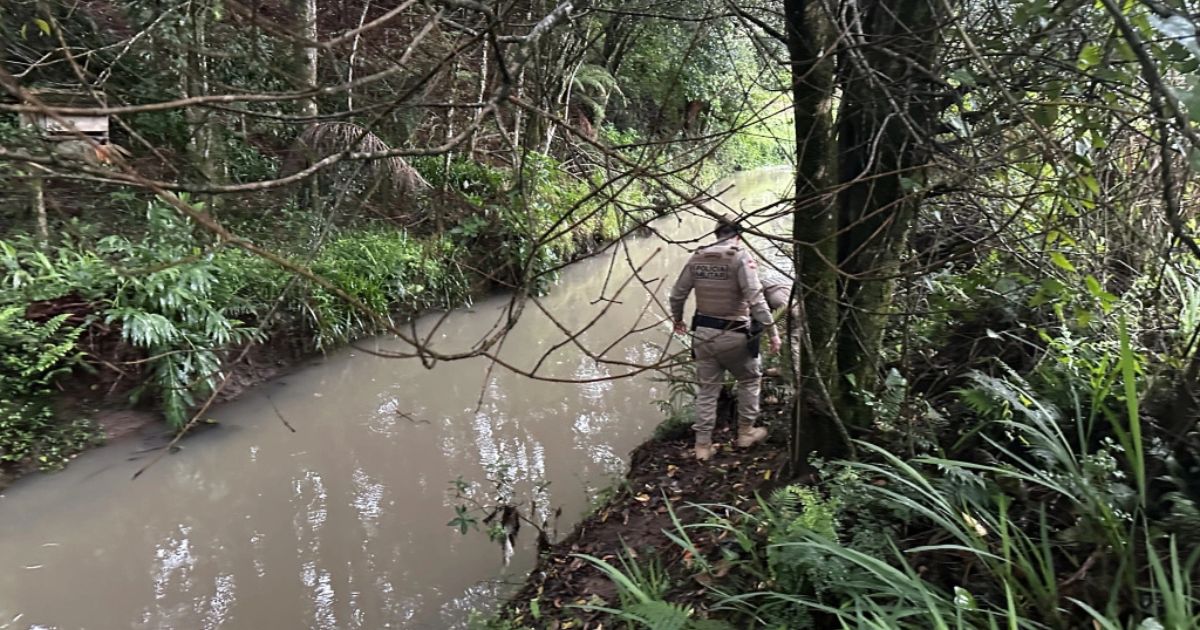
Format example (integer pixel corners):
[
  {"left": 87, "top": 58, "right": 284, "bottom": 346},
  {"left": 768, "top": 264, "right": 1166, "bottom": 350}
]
[
  {"left": 786, "top": 0, "right": 845, "bottom": 471},
  {"left": 786, "top": 0, "right": 948, "bottom": 471}
]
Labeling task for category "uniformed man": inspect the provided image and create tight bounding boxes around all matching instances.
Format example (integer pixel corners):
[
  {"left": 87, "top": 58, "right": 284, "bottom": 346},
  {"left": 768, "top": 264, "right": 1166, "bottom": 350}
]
[
  {"left": 669, "top": 215, "right": 781, "bottom": 461},
  {"left": 759, "top": 261, "right": 793, "bottom": 312}
]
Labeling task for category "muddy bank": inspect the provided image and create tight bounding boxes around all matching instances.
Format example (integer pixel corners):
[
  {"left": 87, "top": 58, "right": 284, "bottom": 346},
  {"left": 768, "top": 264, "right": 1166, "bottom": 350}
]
[{"left": 499, "top": 377, "right": 794, "bottom": 629}]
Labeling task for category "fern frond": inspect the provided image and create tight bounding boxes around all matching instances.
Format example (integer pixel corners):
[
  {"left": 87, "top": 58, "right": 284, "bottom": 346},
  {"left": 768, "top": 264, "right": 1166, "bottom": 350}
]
[{"left": 621, "top": 601, "right": 692, "bottom": 630}]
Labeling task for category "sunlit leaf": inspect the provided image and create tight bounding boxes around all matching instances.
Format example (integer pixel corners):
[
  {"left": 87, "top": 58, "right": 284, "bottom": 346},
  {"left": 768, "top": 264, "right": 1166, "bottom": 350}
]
[{"left": 1049, "top": 251, "right": 1076, "bottom": 273}]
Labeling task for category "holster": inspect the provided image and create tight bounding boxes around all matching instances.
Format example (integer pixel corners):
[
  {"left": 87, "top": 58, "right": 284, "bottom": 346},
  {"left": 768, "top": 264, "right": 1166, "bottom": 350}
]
[{"left": 747, "top": 319, "right": 763, "bottom": 359}]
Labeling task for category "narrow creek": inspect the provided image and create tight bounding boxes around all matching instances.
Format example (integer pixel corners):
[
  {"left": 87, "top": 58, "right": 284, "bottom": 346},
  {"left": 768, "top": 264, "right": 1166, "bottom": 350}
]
[{"left": 0, "top": 168, "right": 790, "bottom": 629}]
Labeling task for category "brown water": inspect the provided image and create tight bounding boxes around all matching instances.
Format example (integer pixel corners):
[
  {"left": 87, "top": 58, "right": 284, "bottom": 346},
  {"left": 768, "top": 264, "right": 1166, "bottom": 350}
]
[{"left": 0, "top": 169, "right": 790, "bottom": 630}]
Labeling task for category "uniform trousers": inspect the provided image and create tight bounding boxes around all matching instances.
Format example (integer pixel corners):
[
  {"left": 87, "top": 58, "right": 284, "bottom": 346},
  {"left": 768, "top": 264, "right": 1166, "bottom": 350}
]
[{"left": 692, "top": 326, "right": 760, "bottom": 443}]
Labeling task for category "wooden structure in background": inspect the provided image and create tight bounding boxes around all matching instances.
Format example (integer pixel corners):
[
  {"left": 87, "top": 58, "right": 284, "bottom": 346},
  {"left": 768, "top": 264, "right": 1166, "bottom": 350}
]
[{"left": 16, "top": 89, "right": 110, "bottom": 244}]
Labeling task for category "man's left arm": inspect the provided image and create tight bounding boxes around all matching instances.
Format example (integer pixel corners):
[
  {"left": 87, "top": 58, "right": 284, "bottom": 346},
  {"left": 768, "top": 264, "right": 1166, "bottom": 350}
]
[{"left": 738, "top": 252, "right": 781, "bottom": 352}]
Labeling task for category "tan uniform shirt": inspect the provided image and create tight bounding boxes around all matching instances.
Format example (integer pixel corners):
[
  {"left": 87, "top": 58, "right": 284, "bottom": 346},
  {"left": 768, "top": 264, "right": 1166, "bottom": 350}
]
[{"left": 669, "top": 241, "right": 774, "bottom": 332}]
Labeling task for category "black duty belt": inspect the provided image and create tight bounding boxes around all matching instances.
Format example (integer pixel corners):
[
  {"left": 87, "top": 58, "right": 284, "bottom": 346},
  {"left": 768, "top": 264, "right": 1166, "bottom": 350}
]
[
  {"left": 691, "top": 314, "right": 765, "bottom": 359},
  {"left": 692, "top": 314, "right": 749, "bottom": 332}
]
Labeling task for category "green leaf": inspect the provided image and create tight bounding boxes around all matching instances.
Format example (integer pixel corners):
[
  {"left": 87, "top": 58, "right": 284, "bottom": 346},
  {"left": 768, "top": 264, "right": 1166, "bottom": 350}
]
[
  {"left": 1079, "top": 174, "right": 1100, "bottom": 196},
  {"left": 1085, "top": 275, "right": 1117, "bottom": 312},
  {"left": 1078, "top": 43, "right": 1103, "bottom": 69},
  {"left": 954, "top": 586, "right": 978, "bottom": 611},
  {"left": 1049, "top": 251, "right": 1076, "bottom": 272},
  {"left": 1032, "top": 104, "right": 1058, "bottom": 127},
  {"left": 1149, "top": 14, "right": 1200, "bottom": 59},
  {"left": 33, "top": 18, "right": 51, "bottom": 36},
  {"left": 949, "top": 68, "right": 977, "bottom": 86},
  {"left": 1118, "top": 317, "right": 1146, "bottom": 504}
]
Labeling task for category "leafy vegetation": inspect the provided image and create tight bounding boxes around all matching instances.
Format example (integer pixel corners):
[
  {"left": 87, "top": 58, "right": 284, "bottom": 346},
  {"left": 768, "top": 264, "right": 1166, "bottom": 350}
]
[{"left": 0, "top": 306, "right": 99, "bottom": 469}]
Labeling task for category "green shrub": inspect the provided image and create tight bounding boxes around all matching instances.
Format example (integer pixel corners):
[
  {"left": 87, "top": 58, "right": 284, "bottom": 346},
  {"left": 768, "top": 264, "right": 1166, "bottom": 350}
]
[
  {"left": 684, "top": 362, "right": 1193, "bottom": 629},
  {"left": 301, "top": 230, "right": 471, "bottom": 348},
  {"left": 99, "top": 202, "right": 264, "bottom": 427},
  {"left": 0, "top": 398, "right": 99, "bottom": 469},
  {"left": 0, "top": 306, "right": 100, "bottom": 468}
]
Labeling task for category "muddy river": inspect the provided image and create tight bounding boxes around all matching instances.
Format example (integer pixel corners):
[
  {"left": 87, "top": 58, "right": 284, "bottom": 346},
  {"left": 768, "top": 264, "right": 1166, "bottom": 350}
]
[{"left": 0, "top": 168, "right": 790, "bottom": 629}]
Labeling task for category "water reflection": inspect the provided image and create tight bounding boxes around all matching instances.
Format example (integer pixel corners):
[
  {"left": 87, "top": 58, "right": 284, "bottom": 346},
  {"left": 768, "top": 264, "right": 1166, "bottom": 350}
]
[
  {"left": 202, "top": 573, "right": 236, "bottom": 630},
  {"left": 576, "top": 357, "right": 614, "bottom": 400},
  {"left": 152, "top": 525, "right": 195, "bottom": 601},
  {"left": 353, "top": 467, "right": 386, "bottom": 526}
]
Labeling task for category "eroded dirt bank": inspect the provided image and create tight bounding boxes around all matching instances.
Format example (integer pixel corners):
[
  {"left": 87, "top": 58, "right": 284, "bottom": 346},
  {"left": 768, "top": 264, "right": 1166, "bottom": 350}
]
[{"left": 500, "top": 382, "right": 794, "bottom": 629}]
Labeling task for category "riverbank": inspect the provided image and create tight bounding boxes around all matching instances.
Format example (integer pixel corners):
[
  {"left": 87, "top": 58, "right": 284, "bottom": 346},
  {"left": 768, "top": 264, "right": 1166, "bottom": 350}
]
[
  {"left": 489, "top": 369, "right": 795, "bottom": 629},
  {"left": 0, "top": 172, "right": 781, "bottom": 628},
  {"left": 0, "top": 154, "right": 791, "bottom": 490}
]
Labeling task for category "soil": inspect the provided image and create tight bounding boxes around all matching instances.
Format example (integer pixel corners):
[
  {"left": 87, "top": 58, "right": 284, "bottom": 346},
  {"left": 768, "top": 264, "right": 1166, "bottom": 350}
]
[{"left": 501, "top": 388, "right": 795, "bottom": 629}]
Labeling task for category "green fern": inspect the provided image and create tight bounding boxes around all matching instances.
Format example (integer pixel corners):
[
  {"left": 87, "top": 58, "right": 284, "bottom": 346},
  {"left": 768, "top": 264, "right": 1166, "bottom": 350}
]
[
  {"left": 621, "top": 601, "right": 691, "bottom": 630},
  {"left": 0, "top": 307, "right": 85, "bottom": 393},
  {"left": 573, "top": 550, "right": 734, "bottom": 629},
  {"left": 0, "top": 306, "right": 98, "bottom": 468},
  {"left": 571, "top": 64, "right": 624, "bottom": 121}
]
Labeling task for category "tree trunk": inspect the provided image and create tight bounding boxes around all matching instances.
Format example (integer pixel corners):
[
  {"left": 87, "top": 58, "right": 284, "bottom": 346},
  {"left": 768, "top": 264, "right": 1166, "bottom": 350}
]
[
  {"left": 468, "top": 43, "right": 489, "bottom": 159},
  {"left": 834, "top": 0, "right": 944, "bottom": 430},
  {"left": 31, "top": 173, "right": 47, "bottom": 247},
  {"left": 783, "top": 0, "right": 948, "bottom": 471},
  {"left": 786, "top": 0, "right": 846, "bottom": 472},
  {"left": 184, "top": 0, "right": 222, "bottom": 216},
  {"left": 347, "top": 0, "right": 371, "bottom": 112},
  {"left": 289, "top": 0, "right": 319, "bottom": 211},
  {"left": 292, "top": 0, "right": 319, "bottom": 119}
]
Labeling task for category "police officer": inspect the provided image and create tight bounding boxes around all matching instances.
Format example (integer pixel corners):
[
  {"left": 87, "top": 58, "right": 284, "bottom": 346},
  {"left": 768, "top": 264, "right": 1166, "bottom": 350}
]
[
  {"left": 760, "top": 262, "right": 793, "bottom": 312},
  {"left": 669, "top": 215, "right": 780, "bottom": 461}
]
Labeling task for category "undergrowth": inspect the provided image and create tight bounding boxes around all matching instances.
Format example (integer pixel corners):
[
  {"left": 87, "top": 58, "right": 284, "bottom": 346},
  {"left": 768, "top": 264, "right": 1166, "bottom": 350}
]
[{"left": 572, "top": 323, "right": 1200, "bottom": 629}]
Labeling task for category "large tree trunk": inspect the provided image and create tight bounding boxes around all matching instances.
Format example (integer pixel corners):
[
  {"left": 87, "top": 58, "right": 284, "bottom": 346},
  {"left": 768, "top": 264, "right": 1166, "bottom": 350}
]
[
  {"left": 834, "top": 0, "right": 944, "bottom": 430},
  {"left": 786, "top": 0, "right": 847, "bottom": 470},
  {"left": 785, "top": 0, "right": 948, "bottom": 471}
]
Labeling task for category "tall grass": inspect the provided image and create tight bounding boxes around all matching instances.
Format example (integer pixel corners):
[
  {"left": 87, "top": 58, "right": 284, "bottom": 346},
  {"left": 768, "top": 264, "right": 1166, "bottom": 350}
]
[{"left": 582, "top": 357, "right": 1200, "bottom": 629}]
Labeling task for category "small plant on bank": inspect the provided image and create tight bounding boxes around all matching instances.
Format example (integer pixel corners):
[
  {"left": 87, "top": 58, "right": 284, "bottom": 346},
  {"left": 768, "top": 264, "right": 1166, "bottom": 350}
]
[
  {"left": 652, "top": 355, "right": 698, "bottom": 440},
  {"left": 575, "top": 545, "right": 735, "bottom": 630},
  {"left": 0, "top": 307, "right": 100, "bottom": 469}
]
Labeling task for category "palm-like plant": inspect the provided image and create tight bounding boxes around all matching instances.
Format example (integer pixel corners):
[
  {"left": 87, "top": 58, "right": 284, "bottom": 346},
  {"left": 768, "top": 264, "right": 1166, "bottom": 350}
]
[
  {"left": 285, "top": 122, "right": 430, "bottom": 208},
  {"left": 571, "top": 63, "right": 623, "bottom": 128}
]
